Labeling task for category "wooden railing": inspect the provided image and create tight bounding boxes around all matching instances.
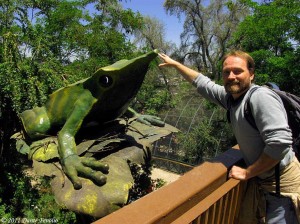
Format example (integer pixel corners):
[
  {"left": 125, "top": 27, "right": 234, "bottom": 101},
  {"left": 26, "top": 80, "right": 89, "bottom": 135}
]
[
  {"left": 172, "top": 178, "right": 243, "bottom": 224},
  {"left": 93, "top": 146, "right": 245, "bottom": 224}
]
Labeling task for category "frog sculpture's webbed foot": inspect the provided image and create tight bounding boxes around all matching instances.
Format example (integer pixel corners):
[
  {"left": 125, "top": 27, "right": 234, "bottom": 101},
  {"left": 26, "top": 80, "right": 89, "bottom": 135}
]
[
  {"left": 136, "top": 114, "right": 165, "bottom": 127},
  {"left": 62, "top": 154, "right": 109, "bottom": 190},
  {"left": 127, "top": 107, "right": 165, "bottom": 127}
]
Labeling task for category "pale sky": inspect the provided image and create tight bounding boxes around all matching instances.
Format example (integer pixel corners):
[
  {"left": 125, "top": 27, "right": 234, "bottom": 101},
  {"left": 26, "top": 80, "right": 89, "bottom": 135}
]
[{"left": 121, "top": 0, "right": 184, "bottom": 46}]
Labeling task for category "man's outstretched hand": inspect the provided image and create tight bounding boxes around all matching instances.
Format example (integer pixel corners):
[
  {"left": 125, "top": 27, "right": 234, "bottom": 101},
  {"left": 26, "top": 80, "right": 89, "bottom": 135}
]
[{"left": 62, "top": 154, "right": 109, "bottom": 190}]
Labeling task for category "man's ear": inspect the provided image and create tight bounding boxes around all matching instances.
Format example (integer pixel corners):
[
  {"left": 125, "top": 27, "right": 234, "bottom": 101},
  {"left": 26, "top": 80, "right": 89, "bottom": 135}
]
[{"left": 249, "top": 69, "right": 255, "bottom": 81}]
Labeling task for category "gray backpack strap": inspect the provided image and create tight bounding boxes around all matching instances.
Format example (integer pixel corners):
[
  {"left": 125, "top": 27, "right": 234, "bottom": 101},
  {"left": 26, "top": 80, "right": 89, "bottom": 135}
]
[{"left": 244, "top": 86, "right": 260, "bottom": 130}]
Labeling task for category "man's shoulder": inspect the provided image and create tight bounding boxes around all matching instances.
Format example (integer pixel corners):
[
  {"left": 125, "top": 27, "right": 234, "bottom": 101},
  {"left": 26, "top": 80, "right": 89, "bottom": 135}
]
[{"left": 248, "top": 85, "right": 279, "bottom": 102}]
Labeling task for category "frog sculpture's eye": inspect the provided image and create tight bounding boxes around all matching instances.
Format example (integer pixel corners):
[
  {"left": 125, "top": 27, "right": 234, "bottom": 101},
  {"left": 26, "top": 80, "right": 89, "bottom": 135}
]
[{"left": 99, "top": 75, "right": 113, "bottom": 88}]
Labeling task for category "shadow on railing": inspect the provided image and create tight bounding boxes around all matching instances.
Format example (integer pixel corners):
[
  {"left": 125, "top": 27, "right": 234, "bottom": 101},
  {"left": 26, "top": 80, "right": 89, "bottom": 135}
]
[{"left": 93, "top": 145, "right": 245, "bottom": 224}]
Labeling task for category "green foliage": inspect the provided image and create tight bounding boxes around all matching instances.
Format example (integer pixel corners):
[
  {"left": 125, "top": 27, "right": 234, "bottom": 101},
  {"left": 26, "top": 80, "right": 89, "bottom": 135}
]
[
  {"left": 152, "top": 178, "right": 166, "bottom": 189},
  {"left": 233, "top": 0, "right": 299, "bottom": 52},
  {"left": 177, "top": 102, "right": 235, "bottom": 165},
  {"left": 179, "top": 118, "right": 218, "bottom": 164},
  {"left": 232, "top": 0, "right": 300, "bottom": 94},
  {"left": 127, "top": 162, "right": 152, "bottom": 203},
  {"left": 0, "top": 59, "right": 65, "bottom": 112},
  {"left": 127, "top": 162, "right": 167, "bottom": 204},
  {"left": 137, "top": 88, "right": 172, "bottom": 115},
  {"left": 0, "top": 162, "right": 76, "bottom": 222},
  {"left": 133, "top": 64, "right": 174, "bottom": 115}
]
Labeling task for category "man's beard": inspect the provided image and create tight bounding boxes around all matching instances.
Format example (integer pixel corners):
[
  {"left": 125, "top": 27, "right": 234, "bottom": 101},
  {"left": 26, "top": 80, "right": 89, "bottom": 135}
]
[{"left": 225, "top": 81, "right": 248, "bottom": 94}]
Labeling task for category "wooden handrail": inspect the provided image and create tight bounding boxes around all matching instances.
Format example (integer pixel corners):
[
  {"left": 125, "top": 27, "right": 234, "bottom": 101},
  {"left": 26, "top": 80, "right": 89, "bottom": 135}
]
[
  {"left": 93, "top": 146, "right": 243, "bottom": 224},
  {"left": 172, "top": 178, "right": 244, "bottom": 224}
]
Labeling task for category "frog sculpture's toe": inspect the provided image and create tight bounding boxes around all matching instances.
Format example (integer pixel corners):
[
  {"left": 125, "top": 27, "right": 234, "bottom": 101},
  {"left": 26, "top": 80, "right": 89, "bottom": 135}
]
[
  {"left": 62, "top": 154, "right": 109, "bottom": 190},
  {"left": 136, "top": 115, "right": 165, "bottom": 127}
]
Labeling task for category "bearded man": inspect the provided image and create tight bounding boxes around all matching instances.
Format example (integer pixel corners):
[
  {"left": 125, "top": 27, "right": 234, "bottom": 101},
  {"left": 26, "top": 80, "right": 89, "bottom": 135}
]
[{"left": 158, "top": 50, "right": 300, "bottom": 224}]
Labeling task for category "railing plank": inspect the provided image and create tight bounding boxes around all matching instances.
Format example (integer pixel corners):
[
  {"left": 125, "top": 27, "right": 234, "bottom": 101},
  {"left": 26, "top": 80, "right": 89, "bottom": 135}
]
[
  {"left": 233, "top": 180, "right": 243, "bottom": 223},
  {"left": 228, "top": 187, "right": 235, "bottom": 223},
  {"left": 209, "top": 203, "right": 217, "bottom": 223},
  {"left": 222, "top": 192, "right": 229, "bottom": 224},
  {"left": 171, "top": 178, "right": 242, "bottom": 224},
  {"left": 216, "top": 197, "right": 224, "bottom": 223}
]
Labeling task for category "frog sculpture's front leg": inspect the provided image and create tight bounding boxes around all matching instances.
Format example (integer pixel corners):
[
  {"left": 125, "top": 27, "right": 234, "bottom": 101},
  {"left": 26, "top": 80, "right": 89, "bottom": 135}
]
[
  {"left": 21, "top": 90, "right": 109, "bottom": 190},
  {"left": 57, "top": 90, "right": 109, "bottom": 189}
]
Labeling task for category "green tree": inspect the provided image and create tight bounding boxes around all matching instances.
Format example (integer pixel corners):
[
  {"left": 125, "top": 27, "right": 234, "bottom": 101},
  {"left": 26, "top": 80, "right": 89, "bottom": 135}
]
[
  {"left": 133, "top": 16, "right": 176, "bottom": 54},
  {"left": 164, "top": 0, "right": 250, "bottom": 79},
  {"left": 176, "top": 99, "right": 235, "bottom": 165},
  {"left": 0, "top": 0, "right": 78, "bottom": 160},
  {"left": 132, "top": 16, "right": 177, "bottom": 95},
  {"left": 232, "top": 0, "right": 300, "bottom": 94},
  {"left": 133, "top": 62, "right": 174, "bottom": 115},
  {"left": 82, "top": 1, "right": 143, "bottom": 68}
]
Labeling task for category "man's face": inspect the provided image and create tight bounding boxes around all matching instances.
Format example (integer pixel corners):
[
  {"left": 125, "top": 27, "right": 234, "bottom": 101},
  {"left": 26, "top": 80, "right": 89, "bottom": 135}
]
[{"left": 222, "top": 56, "right": 254, "bottom": 99}]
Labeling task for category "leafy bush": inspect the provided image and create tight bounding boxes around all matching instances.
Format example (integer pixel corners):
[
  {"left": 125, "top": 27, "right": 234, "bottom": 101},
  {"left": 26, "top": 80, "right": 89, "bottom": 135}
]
[
  {"left": 0, "top": 160, "right": 76, "bottom": 223},
  {"left": 177, "top": 102, "right": 235, "bottom": 165}
]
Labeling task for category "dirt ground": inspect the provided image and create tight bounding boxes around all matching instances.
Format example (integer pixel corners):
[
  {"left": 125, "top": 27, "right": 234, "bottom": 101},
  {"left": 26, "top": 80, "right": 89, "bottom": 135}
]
[{"left": 151, "top": 167, "right": 181, "bottom": 184}]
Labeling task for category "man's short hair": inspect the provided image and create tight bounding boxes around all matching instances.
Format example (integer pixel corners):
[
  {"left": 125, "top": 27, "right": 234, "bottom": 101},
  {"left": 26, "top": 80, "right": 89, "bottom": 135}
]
[{"left": 222, "top": 50, "right": 255, "bottom": 72}]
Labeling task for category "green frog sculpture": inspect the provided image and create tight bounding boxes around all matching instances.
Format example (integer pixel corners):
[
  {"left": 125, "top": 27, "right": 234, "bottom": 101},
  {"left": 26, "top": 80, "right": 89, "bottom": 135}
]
[{"left": 19, "top": 49, "right": 165, "bottom": 190}]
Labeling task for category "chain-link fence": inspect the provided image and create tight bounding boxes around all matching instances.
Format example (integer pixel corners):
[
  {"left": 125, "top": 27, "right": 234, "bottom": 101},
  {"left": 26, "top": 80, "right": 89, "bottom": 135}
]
[{"left": 151, "top": 94, "right": 233, "bottom": 174}]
